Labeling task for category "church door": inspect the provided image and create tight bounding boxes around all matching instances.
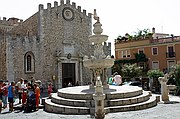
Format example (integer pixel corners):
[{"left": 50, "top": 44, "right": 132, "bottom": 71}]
[{"left": 62, "top": 63, "right": 75, "bottom": 88}]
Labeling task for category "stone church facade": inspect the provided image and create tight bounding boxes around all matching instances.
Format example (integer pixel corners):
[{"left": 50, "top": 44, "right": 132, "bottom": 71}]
[{"left": 0, "top": 0, "right": 111, "bottom": 89}]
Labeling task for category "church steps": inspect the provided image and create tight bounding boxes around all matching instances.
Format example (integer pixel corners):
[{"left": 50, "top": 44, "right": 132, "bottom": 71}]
[
  {"left": 105, "top": 96, "right": 158, "bottom": 113},
  {"left": 51, "top": 91, "right": 151, "bottom": 107},
  {"left": 44, "top": 85, "right": 158, "bottom": 115},
  {"left": 44, "top": 95, "right": 158, "bottom": 115},
  {"left": 45, "top": 99, "right": 90, "bottom": 114},
  {"left": 107, "top": 91, "right": 151, "bottom": 106}
]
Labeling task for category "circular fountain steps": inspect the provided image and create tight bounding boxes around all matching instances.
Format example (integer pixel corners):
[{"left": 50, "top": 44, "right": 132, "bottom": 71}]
[{"left": 44, "top": 85, "right": 158, "bottom": 114}]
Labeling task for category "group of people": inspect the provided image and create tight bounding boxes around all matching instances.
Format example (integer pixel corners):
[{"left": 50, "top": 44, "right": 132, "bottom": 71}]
[
  {"left": 108, "top": 72, "right": 122, "bottom": 86},
  {"left": 0, "top": 78, "right": 41, "bottom": 113}
]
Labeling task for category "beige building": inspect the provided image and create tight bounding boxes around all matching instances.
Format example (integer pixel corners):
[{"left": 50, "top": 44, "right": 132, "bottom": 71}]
[
  {"left": 0, "top": 0, "right": 111, "bottom": 89},
  {"left": 115, "top": 28, "right": 180, "bottom": 72}
]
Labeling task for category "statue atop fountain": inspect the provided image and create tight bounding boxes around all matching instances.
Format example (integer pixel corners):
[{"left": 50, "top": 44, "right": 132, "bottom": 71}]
[{"left": 83, "top": 9, "right": 114, "bottom": 89}]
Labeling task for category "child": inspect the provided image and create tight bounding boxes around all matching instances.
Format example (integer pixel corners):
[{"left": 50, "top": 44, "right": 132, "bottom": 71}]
[{"left": 48, "top": 83, "right": 53, "bottom": 98}]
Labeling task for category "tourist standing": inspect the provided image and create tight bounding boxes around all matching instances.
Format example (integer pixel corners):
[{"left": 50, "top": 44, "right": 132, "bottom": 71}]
[
  {"left": 22, "top": 80, "right": 28, "bottom": 109},
  {"left": 68, "top": 82, "right": 72, "bottom": 87},
  {"left": 2, "top": 82, "right": 8, "bottom": 109},
  {"left": 108, "top": 75, "right": 114, "bottom": 85},
  {"left": 16, "top": 78, "right": 24, "bottom": 104},
  {"left": 8, "top": 81, "right": 15, "bottom": 112},
  {"left": 113, "top": 72, "right": 122, "bottom": 86},
  {"left": 48, "top": 83, "right": 53, "bottom": 98},
  {"left": 34, "top": 83, "right": 40, "bottom": 110}
]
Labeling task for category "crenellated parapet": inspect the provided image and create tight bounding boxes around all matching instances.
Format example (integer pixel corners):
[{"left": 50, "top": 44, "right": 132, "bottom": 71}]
[
  {"left": 38, "top": 0, "right": 91, "bottom": 17},
  {"left": 0, "top": 17, "right": 23, "bottom": 32}
]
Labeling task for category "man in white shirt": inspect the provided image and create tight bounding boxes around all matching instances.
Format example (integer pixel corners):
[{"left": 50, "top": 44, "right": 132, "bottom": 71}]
[{"left": 16, "top": 78, "right": 24, "bottom": 104}]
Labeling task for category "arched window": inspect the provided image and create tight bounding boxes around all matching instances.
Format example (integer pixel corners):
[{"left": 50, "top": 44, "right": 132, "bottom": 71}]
[
  {"left": 27, "top": 55, "right": 32, "bottom": 71},
  {"left": 24, "top": 52, "right": 35, "bottom": 73}
]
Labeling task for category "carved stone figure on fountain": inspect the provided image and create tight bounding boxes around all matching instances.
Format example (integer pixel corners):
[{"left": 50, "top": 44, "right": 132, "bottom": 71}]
[{"left": 83, "top": 9, "right": 114, "bottom": 88}]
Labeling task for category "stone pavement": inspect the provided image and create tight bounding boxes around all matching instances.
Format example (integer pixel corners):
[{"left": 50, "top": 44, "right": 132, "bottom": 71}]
[{"left": 0, "top": 94, "right": 180, "bottom": 119}]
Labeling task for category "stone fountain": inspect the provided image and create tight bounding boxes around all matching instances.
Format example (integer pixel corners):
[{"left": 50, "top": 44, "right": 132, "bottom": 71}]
[
  {"left": 83, "top": 9, "right": 114, "bottom": 89},
  {"left": 83, "top": 9, "right": 114, "bottom": 118},
  {"left": 44, "top": 9, "right": 159, "bottom": 116}
]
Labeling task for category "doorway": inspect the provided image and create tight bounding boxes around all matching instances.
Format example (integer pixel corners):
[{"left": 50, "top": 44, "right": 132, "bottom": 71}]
[{"left": 62, "top": 63, "right": 75, "bottom": 88}]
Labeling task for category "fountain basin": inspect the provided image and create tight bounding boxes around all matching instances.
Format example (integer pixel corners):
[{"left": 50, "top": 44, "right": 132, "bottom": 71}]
[
  {"left": 89, "top": 35, "right": 108, "bottom": 44},
  {"left": 83, "top": 58, "right": 114, "bottom": 69}
]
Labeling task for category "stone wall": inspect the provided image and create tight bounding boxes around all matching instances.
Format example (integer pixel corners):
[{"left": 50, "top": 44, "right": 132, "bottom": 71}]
[
  {"left": 0, "top": 0, "right": 112, "bottom": 87},
  {"left": 0, "top": 32, "right": 7, "bottom": 80}
]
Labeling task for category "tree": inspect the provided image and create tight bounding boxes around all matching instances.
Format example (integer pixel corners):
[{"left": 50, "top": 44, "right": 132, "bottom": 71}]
[
  {"left": 121, "top": 63, "right": 142, "bottom": 79},
  {"left": 147, "top": 69, "right": 164, "bottom": 79},
  {"left": 147, "top": 69, "right": 164, "bottom": 92},
  {"left": 169, "top": 65, "right": 180, "bottom": 95}
]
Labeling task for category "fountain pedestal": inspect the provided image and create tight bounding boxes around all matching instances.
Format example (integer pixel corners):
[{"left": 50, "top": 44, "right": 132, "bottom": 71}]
[{"left": 93, "top": 78, "right": 105, "bottom": 119}]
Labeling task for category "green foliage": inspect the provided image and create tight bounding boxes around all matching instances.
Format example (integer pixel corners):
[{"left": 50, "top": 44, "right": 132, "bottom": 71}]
[
  {"left": 134, "top": 52, "right": 148, "bottom": 62},
  {"left": 121, "top": 63, "right": 142, "bottom": 79},
  {"left": 112, "top": 63, "right": 122, "bottom": 75},
  {"left": 147, "top": 69, "right": 164, "bottom": 79},
  {"left": 115, "top": 28, "right": 153, "bottom": 43},
  {"left": 169, "top": 65, "right": 180, "bottom": 95},
  {"left": 114, "top": 59, "right": 136, "bottom": 64}
]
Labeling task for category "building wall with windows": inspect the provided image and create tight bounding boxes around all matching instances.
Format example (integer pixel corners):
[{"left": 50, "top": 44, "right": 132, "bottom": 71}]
[
  {"left": 0, "top": 0, "right": 112, "bottom": 89},
  {"left": 115, "top": 32, "right": 180, "bottom": 72}
]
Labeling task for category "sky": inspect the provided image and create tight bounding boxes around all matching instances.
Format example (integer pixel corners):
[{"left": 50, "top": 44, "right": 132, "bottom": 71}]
[{"left": 1, "top": 0, "right": 180, "bottom": 54}]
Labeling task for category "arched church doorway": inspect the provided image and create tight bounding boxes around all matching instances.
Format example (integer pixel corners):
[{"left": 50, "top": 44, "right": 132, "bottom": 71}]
[{"left": 62, "top": 63, "right": 75, "bottom": 88}]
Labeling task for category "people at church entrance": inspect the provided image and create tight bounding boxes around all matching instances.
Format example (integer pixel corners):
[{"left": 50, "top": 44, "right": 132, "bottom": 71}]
[{"left": 68, "top": 82, "right": 72, "bottom": 87}]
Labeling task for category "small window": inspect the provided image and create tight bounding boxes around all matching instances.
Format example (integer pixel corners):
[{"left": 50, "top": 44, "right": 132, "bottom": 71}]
[
  {"left": 127, "top": 50, "right": 131, "bottom": 57},
  {"left": 152, "top": 47, "right": 158, "bottom": 55},
  {"left": 24, "top": 52, "right": 35, "bottom": 73},
  {"left": 27, "top": 55, "right": 32, "bottom": 71},
  {"left": 138, "top": 49, "right": 144, "bottom": 54},
  {"left": 122, "top": 50, "right": 126, "bottom": 58},
  {"left": 152, "top": 61, "right": 159, "bottom": 69},
  {"left": 121, "top": 50, "right": 130, "bottom": 58}
]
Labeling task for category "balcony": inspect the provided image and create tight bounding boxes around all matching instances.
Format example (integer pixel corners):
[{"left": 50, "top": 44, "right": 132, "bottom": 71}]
[{"left": 166, "top": 52, "right": 175, "bottom": 58}]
